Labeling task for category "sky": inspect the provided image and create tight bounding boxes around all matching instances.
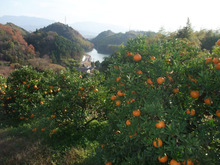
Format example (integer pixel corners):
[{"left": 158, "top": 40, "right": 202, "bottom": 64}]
[{"left": 0, "top": 0, "right": 220, "bottom": 32}]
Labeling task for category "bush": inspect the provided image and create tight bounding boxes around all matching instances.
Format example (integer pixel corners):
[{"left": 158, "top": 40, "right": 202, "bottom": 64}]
[
  {"left": 0, "top": 66, "right": 108, "bottom": 140},
  {"left": 97, "top": 37, "right": 220, "bottom": 165}
]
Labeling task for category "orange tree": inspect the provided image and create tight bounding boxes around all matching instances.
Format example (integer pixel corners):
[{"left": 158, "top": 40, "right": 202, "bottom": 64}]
[
  {"left": 0, "top": 66, "right": 50, "bottom": 125},
  {"left": 97, "top": 37, "right": 220, "bottom": 165},
  {"left": 34, "top": 69, "right": 108, "bottom": 136},
  {"left": 0, "top": 66, "right": 108, "bottom": 139}
]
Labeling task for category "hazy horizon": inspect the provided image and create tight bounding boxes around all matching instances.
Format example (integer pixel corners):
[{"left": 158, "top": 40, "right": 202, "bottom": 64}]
[{"left": 0, "top": 0, "right": 220, "bottom": 32}]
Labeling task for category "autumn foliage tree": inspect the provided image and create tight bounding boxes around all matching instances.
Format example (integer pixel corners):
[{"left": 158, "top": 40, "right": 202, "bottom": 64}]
[{"left": 0, "top": 24, "right": 35, "bottom": 63}]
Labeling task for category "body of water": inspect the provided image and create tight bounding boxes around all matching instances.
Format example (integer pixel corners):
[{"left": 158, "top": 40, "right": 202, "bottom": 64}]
[{"left": 86, "top": 49, "right": 109, "bottom": 62}]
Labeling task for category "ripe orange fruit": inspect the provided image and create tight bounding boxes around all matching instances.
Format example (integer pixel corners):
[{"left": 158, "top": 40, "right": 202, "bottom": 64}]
[
  {"left": 167, "top": 75, "right": 172, "bottom": 81},
  {"left": 40, "top": 101, "right": 44, "bottom": 105},
  {"left": 212, "top": 58, "right": 219, "bottom": 64},
  {"left": 190, "top": 109, "right": 196, "bottom": 115},
  {"left": 41, "top": 128, "right": 45, "bottom": 132},
  {"left": 56, "top": 88, "right": 60, "bottom": 92},
  {"left": 22, "top": 81, "right": 26, "bottom": 84},
  {"left": 127, "top": 51, "right": 132, "bottom": 56},
  {"left": 127, "top": 98, "right": 135, "bottom": 104},
  {"left": 190, "top": 90, "right": 199, "bottom": 98},
  {"left": 30, "top": 114, "right": 35, "bottom": 118},
  {"left": 131, "top": 91, "right": 137, "bottom": 94},
  {"left": 52, "top": 129, "right": 56, "bottom": 133},
  {"left": 155, "top": 120, "right": 166, "bottom": 128},
  {"left": 49, "top": 86, "right": 54, "bottom": 89},
  {"left": 137, "top": 70, "right": 143, "bottom": 74},
  {"left": 132, "top": 109, "right": 141, "bottom": 117},
  {"left": 158, "top": 155, "right": 168, "bottom": 163},
  {"left": 111, "top": 96, "right": 117, "bottom": 101},
  {"left": 32, "top": 128, "right": 37, "bottom": 132},
  {"left": 117, "top": 90, "right": 125, "bottom": 96},
  {"left": 216, "top": 63, "right": 220, "bottom": 70},
  {"left": 116, "top": 77, "right": 121, "bottom": 82},
  {"left": 205, "top": 57, "right": 212, "bottom": 63},
  {"left": 33, "top": 85, "right": 38, "bottom": 89},
  {"left": 151, "top": 56, "right": 156, "bottom": 60},
  {"left": 147, "top": 78, "right": 153, "bottom": 85},
  {"left": 182, "top": 159, "right": 194, "bottom": 165},
  {"left": 157, "top": 77, "right": 165, "bottom": 84},
  {"left": 186, "top": 109, "right": 196, "bottom": 116},
  {"left": 115, "top": 130, "right": 121, "bottom": 134},
  {"left": 170, "top": 159, "right": 181, "bottom": 165},
  {"left": 27, "top": 84, "right": 30, "bottom": 88},
  {"left": 216, "top": 109, "right": 220, "bottom": 117},
  {"left": 79, "top": 75, "right": 83, "bottom": 78},
  {"left": 133, "top": 53, "right": 142, "bottom": 61},
  {"left": 204, "top": 97, "right": 212, "bottom": 105},
  {"left": 173, "top": 88, "right": 179, "bottom": 93},
  {"left": 106, "top": 162, "right": 112, "bottom": 165},
  {"left": 125, "top": 120, "right": 131, "bottom": 126},
  {"left": 186, "top": 109, "right": 190, "bottom": 114},
  {"left": 115, "top": 100, "right": 121, "bottom": 106},
  {"left": 217, "top": 39, "right": 220, "bottom": 46},
  {"left": 20, "top": 116, "right": 24, "bottom": 120},
  {"left": 153, "top": 138, "right": 163, "bottom": 147},
  {"left": 80, "top": 87, "right": 84, "bottom": 91},
  {"left": 94, "top": 89, "right": 98, "bottom": 93},
  {"left": 101, "top": 144, "right": 104, "bottom": 149}
]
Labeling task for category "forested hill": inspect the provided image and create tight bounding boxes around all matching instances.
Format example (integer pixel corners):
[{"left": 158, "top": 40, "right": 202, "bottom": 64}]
[
  {"left": 40, "top": 22, "right": 93, "bottom": 52},
  {"left": 4, "top": 22, "right": 29, "bottom": 36},
  {"left": 91, "top": 30, "right": 156, "bottom": 54},
  {"left": 0, "top": 23, "right": 35, "bottom": 63},
  {"left": 0, "top": 22, "right": 87, "bottom": 74}
]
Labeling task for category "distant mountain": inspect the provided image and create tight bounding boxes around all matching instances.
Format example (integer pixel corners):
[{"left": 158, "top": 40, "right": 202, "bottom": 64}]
[
  {"left": 40, "top": 22, "right": 93, "bottom": 51},
  {"left": 71, "top": 22, "right": 128, "bottom": 39},
  {"left": 91, "top": 30, "right": 156, "bottom": 54},
  {"left": 0, "top": 16, "right": 129, "bottom": 39},
  {"left": 0, "top": 15, "right": 55, "bottom": 32}
]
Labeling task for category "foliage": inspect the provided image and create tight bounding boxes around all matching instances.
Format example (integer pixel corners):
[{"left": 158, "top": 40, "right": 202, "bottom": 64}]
[
  {"left": 0, "top": 23, "right": 35, "bottom": 63},
  {"left": 97, "top": 37, "right": 220, "bottom": 165},
  {"left": 91, "top": 30, "right": 156, "bottom": 54},
  {"left": 0, "top": 66, "right": 108, "bottom": 129},
  {"left": 25, "top": 31, "right": 83, "bottom": 64},
  {"left": 40, "top": 22, "right": 94, "bottom": 51}
]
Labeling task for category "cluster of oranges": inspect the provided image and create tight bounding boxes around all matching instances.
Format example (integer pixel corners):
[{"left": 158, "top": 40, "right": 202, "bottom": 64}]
[{"left": 106, "top": 39, "right": 220, "bottom": 164}]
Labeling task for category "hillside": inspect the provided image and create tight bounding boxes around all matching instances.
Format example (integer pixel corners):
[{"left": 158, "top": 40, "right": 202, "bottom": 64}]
[
  {"left": 91, "top": 30, "right": 156, "bottom": 54},
  {"left": 0, "top": 22, "right": 87, "bottom": 75},
  {"left": 25, "top": 30, "right": 83, "bottom": 65},
  {"left": 40, "top": 22, "right": 93, "bottom": 51},
  {"left": 0, "top": 23, "right": 35, "bottom": 63}
]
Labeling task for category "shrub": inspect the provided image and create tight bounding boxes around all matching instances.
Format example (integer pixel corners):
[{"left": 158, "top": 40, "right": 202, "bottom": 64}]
[{"left": 97, "top": 37, "right": 220, "bottom": 165}]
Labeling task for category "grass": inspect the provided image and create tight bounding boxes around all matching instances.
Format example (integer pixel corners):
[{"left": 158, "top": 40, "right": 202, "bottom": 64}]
[{"left": 0, "top": 120, "right": 105, "bottom": 165}]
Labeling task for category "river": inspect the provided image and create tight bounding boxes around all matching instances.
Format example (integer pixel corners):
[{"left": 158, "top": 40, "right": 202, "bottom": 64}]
[{"left": 86, "top": 49, "right": 110, "bottom": 62}]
